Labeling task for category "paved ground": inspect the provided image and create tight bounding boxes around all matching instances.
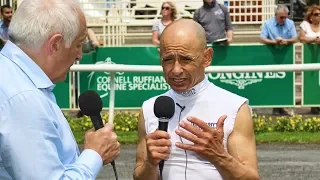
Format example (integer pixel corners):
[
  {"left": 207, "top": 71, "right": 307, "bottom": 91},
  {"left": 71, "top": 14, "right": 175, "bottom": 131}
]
[
  {"left": 256, "top": 144, "right": 320, "bottom": 180},
  {"left": 87, "top": 144, "right": 320, "bottom": 180}
]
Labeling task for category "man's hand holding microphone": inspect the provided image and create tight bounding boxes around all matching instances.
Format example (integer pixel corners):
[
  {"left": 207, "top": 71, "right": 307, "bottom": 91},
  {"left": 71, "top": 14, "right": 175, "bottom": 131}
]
[
  {"left": 145, "top": 130, "right": 171, "bottom": 166},
  {"left": 78, "top": 90, "right": 120, "bottom": 179},
  {"left": 84, "top": 123, "right": 120, "bottom": 165}
]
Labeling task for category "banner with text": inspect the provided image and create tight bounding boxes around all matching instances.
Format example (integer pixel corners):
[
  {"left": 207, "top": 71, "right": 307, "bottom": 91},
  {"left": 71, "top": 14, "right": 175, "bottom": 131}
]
[
  {"left": 78, "top": 45, "right": 295, "bottom": 108},
  {"left": 53, "top": 73, "right": 71, "bottom": 109},
  {"left": 302, "top": 44, "right": 320, "bottom": 106}
]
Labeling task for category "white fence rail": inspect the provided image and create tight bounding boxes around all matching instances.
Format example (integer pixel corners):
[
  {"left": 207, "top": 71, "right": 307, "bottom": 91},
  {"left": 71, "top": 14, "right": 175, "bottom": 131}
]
[
  {"left": 70, "top": 64, "right": 320, "bottom": 73},
  {"left": 1, "top": 0, "right": 12, "bottom": 6},
  {"left": 16, "top": 1, "right": 277, "bottom": 47},
  {"left": 78, "top": 0, "right": 276, "bottom": 46},
  {"left": 79, "top": 0, "right": 276, "bottom": 25},
  {"left": 70, "top": 63, "right": 320, "bottom": 123}
]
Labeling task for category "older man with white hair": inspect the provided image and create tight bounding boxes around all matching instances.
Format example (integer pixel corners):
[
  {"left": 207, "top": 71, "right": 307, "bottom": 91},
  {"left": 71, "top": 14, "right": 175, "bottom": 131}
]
[
  {"left": 0, "top": 0, "right": 120, "bottom": 179},
  {"left": 260, "top": 4, "right": 297, "bottom": 116},
  {"left": 260, "top": 5, "right": 298, "bottom": 45}
]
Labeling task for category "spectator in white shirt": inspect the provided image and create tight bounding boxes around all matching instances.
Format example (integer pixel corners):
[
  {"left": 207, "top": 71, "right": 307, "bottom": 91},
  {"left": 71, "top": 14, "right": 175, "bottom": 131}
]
[
  {"left": 299, "top": 5, "right": 320, "bottom": 43},
  {"left": 151, "top": 1, "right": 177, "bottom": 45},
  {"left": 299, "top": 5, "right": 320, "bottom": 114}
]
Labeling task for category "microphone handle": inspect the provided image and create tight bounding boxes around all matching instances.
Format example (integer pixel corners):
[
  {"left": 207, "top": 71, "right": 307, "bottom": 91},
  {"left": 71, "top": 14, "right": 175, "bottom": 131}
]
[
  {"left": 158, "top": 119, "right": 169, "bottom": 180},
  {"left": 89, "top": 115, "right": 105, "bottom": 130},
  {"left": 89, "top": 115, "right": 118, "bottom": 180},
  {"left": 159, "top": 159, "right": 164, "bottom": 180},
  {"left": 158, "top": 120, "right": 169, "bottom": 132}
]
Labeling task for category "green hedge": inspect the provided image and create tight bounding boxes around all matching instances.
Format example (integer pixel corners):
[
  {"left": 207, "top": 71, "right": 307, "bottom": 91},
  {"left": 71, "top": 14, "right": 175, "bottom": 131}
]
[
  {"left": 66, "top": 111, "right": 320, "bottom": 134},
  {"left": 254, "top": 114, "right": 320, "bottom": 133},
  {"left": 66, "top": 111, "right": 138, "bottom": 132}
]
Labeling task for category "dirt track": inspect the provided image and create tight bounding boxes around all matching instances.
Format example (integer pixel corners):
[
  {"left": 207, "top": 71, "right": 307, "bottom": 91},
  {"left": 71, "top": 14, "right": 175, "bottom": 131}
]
[{"left": 93, "top": 144, "right": 320, "bottom": 180}]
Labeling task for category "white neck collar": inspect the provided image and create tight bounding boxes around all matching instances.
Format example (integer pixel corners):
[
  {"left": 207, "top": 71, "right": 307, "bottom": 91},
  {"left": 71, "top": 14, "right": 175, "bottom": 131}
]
[{"left": 171, "top": 75, "right": 210, "bottom": 100}]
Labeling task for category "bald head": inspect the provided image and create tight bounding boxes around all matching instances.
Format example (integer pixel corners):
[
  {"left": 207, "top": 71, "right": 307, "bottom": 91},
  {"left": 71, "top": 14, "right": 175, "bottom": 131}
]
[
  {"left": 158, "top": 19, "right": 213, "bottom": 93},
  {"left": 160, "top": 19, "right": 207, "bottom": 52}
]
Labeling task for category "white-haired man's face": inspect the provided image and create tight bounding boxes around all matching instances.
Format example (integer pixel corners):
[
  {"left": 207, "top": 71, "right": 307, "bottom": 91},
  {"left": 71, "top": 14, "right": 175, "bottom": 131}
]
[
  {"left": 276, "top": 11, "right": 288, "bottom": 25},
  {"left": 46, "top": 9, "right": 88, "bottom": 83}
]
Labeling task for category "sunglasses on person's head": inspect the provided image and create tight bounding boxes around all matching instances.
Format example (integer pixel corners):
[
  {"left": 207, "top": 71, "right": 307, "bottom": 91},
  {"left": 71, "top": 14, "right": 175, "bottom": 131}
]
[{"left": 162, "top": 6, "right": 170, "bottom": 10}]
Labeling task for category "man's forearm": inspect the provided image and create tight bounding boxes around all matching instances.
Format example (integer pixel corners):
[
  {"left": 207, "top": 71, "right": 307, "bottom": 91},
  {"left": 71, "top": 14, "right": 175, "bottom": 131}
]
[
  {"left": 209, "top": 152, "right": 259, "bottom": 180},
  {"left": 152, "top": 39, "right": 160, "bottom": 46},
  {"left": 227, "top": 30, "right": 233, "bottom": 40},
  {"left": 287, "top": 37, "right": 298, "bottom": 44},
  {"left": 260, "top": 38, "right": 276, "bottom": 45},
  {"left": 133, "top": 160, "right": 159, "bottom": 180}
]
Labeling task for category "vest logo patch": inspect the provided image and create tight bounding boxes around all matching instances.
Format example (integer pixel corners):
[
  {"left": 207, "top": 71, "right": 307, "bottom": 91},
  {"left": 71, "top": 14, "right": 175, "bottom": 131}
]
[
  {"left": 191, "top": 122, "right": 217, "bottom": 129},
  {"left": 178, "top": 88, "right": 196, "bottom": 97}
]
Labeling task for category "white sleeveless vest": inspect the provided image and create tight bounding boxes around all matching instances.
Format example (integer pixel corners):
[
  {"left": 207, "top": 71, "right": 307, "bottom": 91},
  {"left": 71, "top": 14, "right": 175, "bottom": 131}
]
[{"left": 142, "top": 75, "right": 250, "bottom": 180}]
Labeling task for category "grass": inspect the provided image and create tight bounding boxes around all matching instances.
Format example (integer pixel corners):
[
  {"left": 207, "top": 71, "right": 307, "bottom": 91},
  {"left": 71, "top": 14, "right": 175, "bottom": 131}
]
[
  {"left": 74, "top": 131, "right": 139, "bottom": 145},
  {"left": 74, "top": 131, "right": 320, "bottom": 145},
  {"left": 255, "top": 132, "right": 320, "bottom": 144}
]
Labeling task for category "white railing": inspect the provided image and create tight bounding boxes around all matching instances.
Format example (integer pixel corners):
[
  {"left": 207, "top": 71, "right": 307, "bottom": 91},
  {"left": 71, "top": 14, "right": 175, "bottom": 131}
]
[
  {"left": 0, "top": 0, "right": 13, "bottom": 7},
  {"left": 93, "top": 26, "right": 261, "bottom": 46},
  {"left": 70, "top": 64, "right": 320, "bottom": 73},
  {"left": 15, "top": 1, "right": 276, "bottom": 47},
  {"left": 80, "top": 0, "right": 276, "bottom": 26},
  {"left": 79, "top": 0, "right": 276, "bottom": 46},
  {"left": 70, "top": 63, "right": 320, "bottom": 123},
  {"left": 1, "top": 0, "right": 12, "bottom": 6}
]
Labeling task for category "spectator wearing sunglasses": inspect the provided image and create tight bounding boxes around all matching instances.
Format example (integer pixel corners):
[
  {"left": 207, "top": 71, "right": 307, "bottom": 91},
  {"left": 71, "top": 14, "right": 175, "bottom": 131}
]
[
  {"left": 299, "top": 5, "right": 320, "bottom": 114},
  {"left": 260, "top": 5, "right": 298, "bottom": 46},
  {"left": 260, "top": 5, "right": 297, "bottom": 116},
  {"left": 151, "top": 1, "right": 177, "bottom": 45},
  {"left": 299, "top": 5, "right": 320, "bottom": 44}
]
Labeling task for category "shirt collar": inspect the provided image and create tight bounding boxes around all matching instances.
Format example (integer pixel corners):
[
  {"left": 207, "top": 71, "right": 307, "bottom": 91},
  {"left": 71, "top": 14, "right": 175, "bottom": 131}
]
[
  {"left": 203, "top": 1, "right": 217, "bottom": 8},
  {"left": 273, "top": 17, "right": 285, "bottom": 26},
  {"left": 172, "top": 74, "right": 210, "bottom": 100},
  {"left": 0, "top": 20, "right": 8, "bottom": 28},
  {"left": 1, "top": 40, "right": 55, "bottom": 90}
]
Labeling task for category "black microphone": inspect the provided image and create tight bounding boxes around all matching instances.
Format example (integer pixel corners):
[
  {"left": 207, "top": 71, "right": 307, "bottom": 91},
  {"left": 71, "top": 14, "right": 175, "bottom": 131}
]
[
  {"left": 78, "top": 90, "right": 103, "bottom": 129},
  {"left": 78, "top": 90, "right": 118, "bottom": 180},
  {"left": 154, "top": 96, "right": 175, "bottom": 180}
]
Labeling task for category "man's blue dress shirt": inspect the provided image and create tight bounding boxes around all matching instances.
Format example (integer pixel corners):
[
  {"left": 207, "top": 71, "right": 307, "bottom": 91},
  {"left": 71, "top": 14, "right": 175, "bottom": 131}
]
[
  {"left": 0, "top": 41, "right": 103, "bottom": 179},
  {"left": 260, "top": 17, "right": 297, "bottom": 40},
  {"left": 0, "top": 20, "right": 9, "bottom": 40}
]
